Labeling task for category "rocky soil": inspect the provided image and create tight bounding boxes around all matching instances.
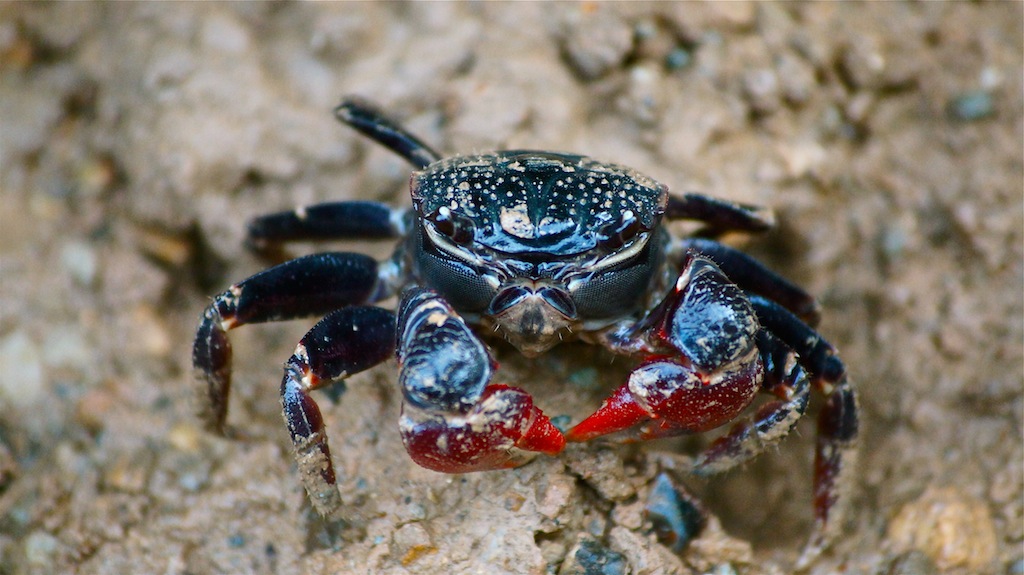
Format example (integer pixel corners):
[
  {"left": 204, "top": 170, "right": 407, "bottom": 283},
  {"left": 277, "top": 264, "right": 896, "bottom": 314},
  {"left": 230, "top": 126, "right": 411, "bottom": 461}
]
[{"left": 0, "top": 3, "right": 1021, "bottom": 574}]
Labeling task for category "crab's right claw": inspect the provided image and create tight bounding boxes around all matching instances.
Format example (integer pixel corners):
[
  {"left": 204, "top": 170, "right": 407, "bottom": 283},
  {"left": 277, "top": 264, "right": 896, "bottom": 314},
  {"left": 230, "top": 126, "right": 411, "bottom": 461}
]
[
  {"left": 401, "top": 384, "right": 565, "bottom": 473},
  {"left": 397, "top": 288, "right": 565, "bottom": 473}
]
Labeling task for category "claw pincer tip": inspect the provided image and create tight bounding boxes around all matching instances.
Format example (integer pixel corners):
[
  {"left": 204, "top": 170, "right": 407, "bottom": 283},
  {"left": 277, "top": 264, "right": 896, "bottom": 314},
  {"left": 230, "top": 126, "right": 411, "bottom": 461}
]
[{"left": 565, "top": 385, "right": 649, "bottom": 442}]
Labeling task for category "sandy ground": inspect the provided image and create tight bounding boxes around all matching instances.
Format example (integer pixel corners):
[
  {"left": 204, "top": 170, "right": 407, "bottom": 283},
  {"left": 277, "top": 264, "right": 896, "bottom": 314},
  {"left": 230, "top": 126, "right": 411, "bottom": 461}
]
[{"left": 0, "top": 3, "right": 1021, "bottom": 575}]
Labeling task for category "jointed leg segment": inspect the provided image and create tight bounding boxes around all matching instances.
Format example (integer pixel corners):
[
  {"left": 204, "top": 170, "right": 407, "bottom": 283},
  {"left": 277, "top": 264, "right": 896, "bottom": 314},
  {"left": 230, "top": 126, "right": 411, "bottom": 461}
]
[
  {"left": 280, "top": 306, "right": 396, "bottom": 519},
  {"left": 692, "top": 331, "right": 811, "bottom": 474},
  {"left": 683, "top": 237, "right": 822, "bottom": 326},
  {"left": 246, "top": 201, "right": 406, "bottom": 262},
  {"left": 334, "top": 97, "right": 442, "bottom": 169},
  {"left": 192, "top": 251, "right": 384, "bottom": 433},
  {"left": 665, "top": 193, "right": 774, "bottom": 236}
]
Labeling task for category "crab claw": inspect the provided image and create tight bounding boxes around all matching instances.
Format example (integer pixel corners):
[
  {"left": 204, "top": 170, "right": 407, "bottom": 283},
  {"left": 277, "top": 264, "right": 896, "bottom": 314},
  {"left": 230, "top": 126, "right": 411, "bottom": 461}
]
[
  {"left": 401, "top": 384, "right": 565, "bottom": 473},
  {"left": 397, "top": 287, "right": 564, "bottom": 473},
  {"left": 569, "top": 254, "right": 764, "bottom": 442},
  {"left": 566, "top": 355, "right": 762, "bottom": 442}
]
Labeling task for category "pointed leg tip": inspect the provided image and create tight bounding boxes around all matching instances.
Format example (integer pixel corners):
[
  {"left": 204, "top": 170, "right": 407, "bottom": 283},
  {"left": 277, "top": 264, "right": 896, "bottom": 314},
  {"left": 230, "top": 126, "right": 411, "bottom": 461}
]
[{"left": 794, "top": 536, "right": 827, "bottom": 572}]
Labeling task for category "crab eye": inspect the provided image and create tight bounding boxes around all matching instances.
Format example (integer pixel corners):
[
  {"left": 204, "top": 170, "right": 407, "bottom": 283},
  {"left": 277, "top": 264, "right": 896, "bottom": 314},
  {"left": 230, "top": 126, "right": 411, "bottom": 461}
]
[
  {"left": 597, "top": 210, "right": 642, "bottom": 251},
  {"left": 488, "top": 285, "right": 531, "bottom": 315},
  {"left": 429, "top": 207, "right": 475, "bottom": 245},
  {"left": 538, "top": 286, "right": 577, "bottom": 319}
]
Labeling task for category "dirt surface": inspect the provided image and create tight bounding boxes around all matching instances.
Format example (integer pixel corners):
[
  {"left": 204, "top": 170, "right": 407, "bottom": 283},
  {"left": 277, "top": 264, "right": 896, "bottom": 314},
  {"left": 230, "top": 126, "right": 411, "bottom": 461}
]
[{"left": 1, "top": 3, "right": 1021, "bottom": 575}]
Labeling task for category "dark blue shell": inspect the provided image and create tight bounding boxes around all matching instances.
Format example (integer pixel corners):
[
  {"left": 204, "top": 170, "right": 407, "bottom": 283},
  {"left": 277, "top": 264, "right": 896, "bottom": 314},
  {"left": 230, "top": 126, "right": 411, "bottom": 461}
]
[{"left": 410, "top": 151, "right": 668, "bottom": 255}]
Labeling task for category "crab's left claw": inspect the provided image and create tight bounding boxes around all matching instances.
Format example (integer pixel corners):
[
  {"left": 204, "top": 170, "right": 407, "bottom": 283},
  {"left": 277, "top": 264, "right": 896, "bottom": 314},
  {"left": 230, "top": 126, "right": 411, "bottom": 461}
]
[
  {"left": 568, "top": 254, "right": 764, "bottom": 442},
  {"left": 397, "top": 288, "right": 565, "bottom": 473}
]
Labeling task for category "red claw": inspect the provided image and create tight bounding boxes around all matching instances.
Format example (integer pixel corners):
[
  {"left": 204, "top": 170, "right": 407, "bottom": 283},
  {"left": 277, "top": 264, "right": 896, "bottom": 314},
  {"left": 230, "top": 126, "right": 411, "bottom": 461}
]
[
  {"left": 516, "top": 402, "right": 566, "bottom": 455},
  {"left": 401, "top": 384, "right": 565, "bottom": 473},
  {"left": 567, "top": 356, "right": 763, "bottom": 443},
  {"left": 565, "top": 384, "right": 649, "bottom": 442}
]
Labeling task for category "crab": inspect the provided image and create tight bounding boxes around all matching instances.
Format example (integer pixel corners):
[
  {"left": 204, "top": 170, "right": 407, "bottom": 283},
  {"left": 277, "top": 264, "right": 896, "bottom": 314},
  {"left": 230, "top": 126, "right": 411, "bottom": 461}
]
[{"left": 192, "top": 97, "right": 858, "bottom": 557}]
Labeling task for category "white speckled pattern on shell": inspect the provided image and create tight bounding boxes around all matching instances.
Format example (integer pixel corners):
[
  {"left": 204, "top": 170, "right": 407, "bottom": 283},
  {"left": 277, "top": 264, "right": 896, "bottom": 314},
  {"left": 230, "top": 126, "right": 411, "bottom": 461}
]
[{"left": 410, "top": 151, "right": 668, "bottom": 255}]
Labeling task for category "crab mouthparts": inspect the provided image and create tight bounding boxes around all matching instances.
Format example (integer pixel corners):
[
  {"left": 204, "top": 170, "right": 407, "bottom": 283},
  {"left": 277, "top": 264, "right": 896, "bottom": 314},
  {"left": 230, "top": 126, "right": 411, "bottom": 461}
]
[{"left": 487, "top": 284, "right": 577, "bottom": 357}]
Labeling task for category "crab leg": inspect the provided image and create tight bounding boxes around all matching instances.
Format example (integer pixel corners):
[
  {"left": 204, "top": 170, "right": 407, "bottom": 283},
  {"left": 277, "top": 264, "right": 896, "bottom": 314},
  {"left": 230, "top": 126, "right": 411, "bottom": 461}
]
[
  {"left": 683, "top": 238, "right": 822, "bottom": 326},
  {"left": 246, "top": 201, "right": 406, "bottom": 260},
  {"left": 749, "top": 289, "right": 858, "bottom": 546},
  {"left": 334, "top": 97, "right": 442, "bottom": 169},
  {"left": 280, "top": 306, "right": 396, "bottom": 519},
  {"left": 746, "top": 294, "right": 846, "bottom": 385},
  {"left": 691, "top": 331, "right": 811, "bottom": 473},
  {"left": 396, "top": 288, "right": 565, "bottom": 473},
  {"left": 802, "top": 374, "right": 858, "bottom": 563},
  {"left": 665, "top": 193, "right": 774, "bottom": 235},
  {"left": 192, "top": 252, "right": 386, "bottom": 434}
]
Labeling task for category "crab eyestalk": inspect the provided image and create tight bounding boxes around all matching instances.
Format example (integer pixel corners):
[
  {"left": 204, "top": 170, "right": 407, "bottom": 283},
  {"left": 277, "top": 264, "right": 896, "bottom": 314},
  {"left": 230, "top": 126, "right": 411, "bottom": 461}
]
[{"left": 487, "top": 283, "right": 577, "bottom": 357}]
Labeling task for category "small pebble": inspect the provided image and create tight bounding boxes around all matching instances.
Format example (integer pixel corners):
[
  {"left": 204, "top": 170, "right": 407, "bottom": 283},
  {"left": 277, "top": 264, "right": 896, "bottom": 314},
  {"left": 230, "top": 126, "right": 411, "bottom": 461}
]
[
  {"left": 645, "top": 472, "right": 706, "bottom": 553},
  {"left": 780, "top": 140, "right": 827, "bottom": 179},
  {"left": 392, "top": 522, "right": 436, "bottom": 566},
  {"left": 979, "top": 66, "right": 1003, "bottom": 90},
  {"left": 741, "top": 68, "right": 781, "bottom": 116},
  {"left": 130, "top": 305, "right": 172, "bottom": 357},
  {"left": 838, "top": 37, "right": 886, "bottom": 90},
  {"left": 887, "top": 486, "right": 998, "bottom": 571},
  {"left": 504, "top": 491, "right": 526, "bottom": 512},
  {"left": 550, "top": 414, "right": 572, "bottom": 432},
  {"left": 611, "top": 499, "right": 644, "bottom": 530},
  {"left": 665, "top": 47, "right": 691, "bottom": 70},
  {"left": 558, "top": 538, "right": 627, "bottom": 575},
  {"left": 75, "top": 155, "right": 118, "bottom": 198},
  {"left": 585, "top": 516, "right": 606, "bottom": 537},
  {"left": 103, "top": 451, "right": 152, "bottom": 493},
  {"left": 167, "top": 422, "right": 203, "bottom": 452},
  {"left": 947, "top": 91, "right": 994, "bottom": 121},
  {"left": 134, "top": 225, "right": 192, "bottom": 268},
  {"left": 0, "top": 332, "right": 45, "bottom": 408},
  {"left": 43, "top": 326, "right": 92, "bottom": 370},
  {"left": 61, "top": 241, "right": 98, "bottom": 287},
  {"left": 880, "top": 224, "right": 908, "bottom": 260},
  {"left": 777, "top": 52, "right": 815, "bottom": 107},
  {"left": 24, "top": 531, "right": 59, "bottom": 566},
  {"left": 177, "top": 469, "right": 207, "bottom": 493},
  {"left": 564, "top": 448, "right": 635, "bottom": 502},
  {"left": 560, "top": 9, "right": 634, "bottom": 80},
  {"left": 621, "top": 63, "right": 663, "bottom": 125},
  {"left": 886, "top": 550, "right": 938, "bottom": 575},
  {"left": 75, "top": 386, "right": 117, "bottom": 434}
]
